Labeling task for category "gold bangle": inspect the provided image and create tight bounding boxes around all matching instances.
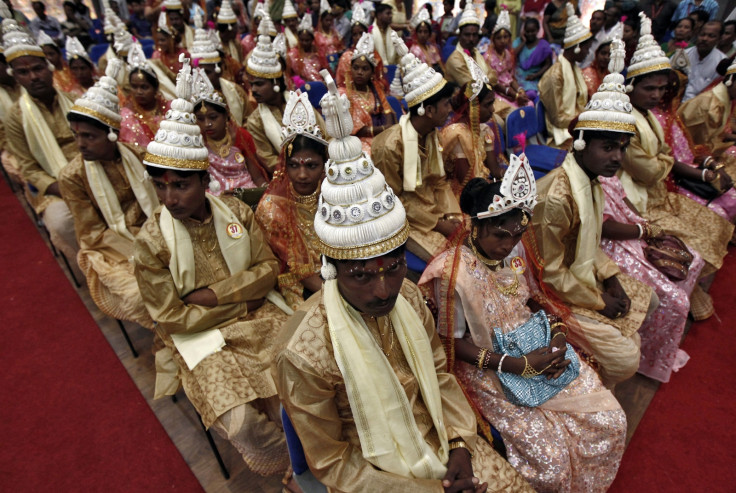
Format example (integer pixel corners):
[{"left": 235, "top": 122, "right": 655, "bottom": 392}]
[
  {"left": 521, "top": 355, "right": 543, "bottom": 378},
  {"left": 550, "top": 322, "right": 568, "bottom": 335},
  {"left": 552, "top": 331, "right": 566, "bottom": 341},
  {"left": 476, "top": 348, "right": 489, "bottom": 370},
  {"left": 449, "top": 440, "right": 473, "bottom": 457}
]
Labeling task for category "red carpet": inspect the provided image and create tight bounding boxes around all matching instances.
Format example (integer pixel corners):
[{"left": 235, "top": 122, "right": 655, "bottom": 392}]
[
  {"left": 610, "top": 250, "right": 736, "bottom": 493},
  {"left": 0, "top": 182, "right": 203, "bottom": 492}
]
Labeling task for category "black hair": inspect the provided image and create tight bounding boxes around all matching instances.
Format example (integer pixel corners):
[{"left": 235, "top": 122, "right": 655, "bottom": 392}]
[
  {"left": 704, "top": 20, "right": 723, "bottom": 35},
  {"left": 68, "top": 55, "right": 93, "bottom": 68},
  {"left": 326, "top": 243, "right": 407, "bottom": 267},
  {"left": 725, "top": 20, "right": 736, "bottom": 33},
  {"left": 43, "top": 43, "right": 61, "bottom": 54},
  {"left": 408, "top": 81, "right": 456, "bottom": 117},
  {"left": 623, "top": 14, "right": 640, "bottom": 32},
  {"left": 129, "top": 0, "right": 144, "bottom": 4},
  {"left": 580, "top": 129, "right": 630, "bottom": 145},
  {"left": 66, "top": 111, "right": 115, "bottom": 133},
  {"left": 128, "top": 68, "right": 159, "bottom": 89},
  {"left": 523, "top": 17, "right": 540, "bottom": 31},
  {"left": 375, "top": 3, "right": 392, "bottom": 14},
  {"left": 146, "top": 165, "right": 208, "bottom": 179},
  {"left": 63, "top": 0, "right": 75, "bottom": 9},
  {"left": 689, "top": 9, "right": 709, "bottom": 25},
  {"left": 592, "top": 9, "right": 605, "bottom": 17},
  {"left": 0, "top": 53, "right": 6, "bottom": 64},
  {"left": 460, "top": 177, "right": 524, "bottom": 225},
  {"left": 595, "top": 39, "right": 613, "bottom": 54},
  {"left": 676, "top": 17, "right": 695, "bottom": 30},
  {"left": 193, "top": 100, "right": 228, "bottom": 115},
  {"left": 288, "top": 134, "right": 328, "bottom": 161}
]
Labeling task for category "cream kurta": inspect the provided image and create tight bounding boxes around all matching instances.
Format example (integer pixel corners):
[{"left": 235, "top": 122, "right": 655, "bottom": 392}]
[
  {"left": 444, "top": 47, "right": 513, "bottom": 119},
  {"left": 532, "top": 166, "right": 650, "bottom": 384},
  {"left": 4, "top": 90, "right": 78, "bottom": 202},
  {"left": 677, "top": 82, "right": 733, "bottom": 158},
  {"left": 538, "top": 56, "right": 588, "bottom": 148},
  {"left": 275, "top": 280, "right": 532, "bottom": 493},
  {"left": 371, "top": 123, "right": 461, "bottom": 260},
  {"left": 134, "top": 196, "right": 284, "bottom": 427},
  {"left": 621, "top": 108, "right": 733, "bottom": 271},
  {"left": 59, "top": 143, "right": 154, "bottom": 328}
]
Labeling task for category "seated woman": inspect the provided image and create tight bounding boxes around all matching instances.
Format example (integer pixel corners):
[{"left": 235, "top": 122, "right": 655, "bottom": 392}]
[
  {"left": 120, "top": 45, "right": 171, "bottom": 149},
  {"left": 339, "top": 33, "right": 395, "bottom": 154},
  {"left": 65, "top": 36, "right": 97, "bottom": 92},
  {"left": 151, "top": 12, "right": 188, "bottom": 80},
  {"left": 419, "top": 171, "right": 626, "bottom": 493},
  {"left": 255, "top": 91, "right": 326, "bottom": 309},
  {"left": 582, "top": 40, "right": 611, "bottom": 100},
  {"left": 441, "top": 61, "right": 506, "bottom": 199},
  {"left": 486, "top": 10, "right": 531, "bottom": 108},
  {"left": 192, "top": 69, "right": 268, "bottom": 195},
  {"left": 335, "top": 3, "right": 369, "bottom": 87},
  {"left": 314, "top": 2, "right": 344, "bottom": 67},
  {"left": 513, "top": 17, "right": 554, "bottom": 100},
  {"left": 287, "top": 15, "right": 330, "bottom": 83},
  {"left": 38, "top": 31, "right": 84, "bottom": 96},
  {"left": 409, "top": 7, "right": 444, "bottom": 75}
]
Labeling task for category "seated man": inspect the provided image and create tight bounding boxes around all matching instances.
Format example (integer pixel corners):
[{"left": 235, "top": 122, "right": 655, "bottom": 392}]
[
  {"left": 538, "top": 3, "right": 592, "bottom": 149},
  {"left": 682, "top": 21, "right": 726, "bottom": 102},
  {"left": 0, "top": 50, "right": 22, "bottom": 185},
  {"left": 245, "top": 18, "right": 325, "bottom": 174},
  {"left": 133, "top": 59, "right": 291, "bottom": 477},
  {"left": 276, "top": 75, "right": 532, "bottom": 492},
  {"left": 3, "top": 19, "right": 80, "bottom": 267},
  {"left": 59, "top": 59, "right": 157, "bottom": 329},
  {"left": 621, "top": 14, "right": 733, "bottom": 275},
  {"left": 372, "top": 35, "right": 461, "bottom": 261},
  {"left": 532, "top": 44, "right": 656, "bottom": 386}
]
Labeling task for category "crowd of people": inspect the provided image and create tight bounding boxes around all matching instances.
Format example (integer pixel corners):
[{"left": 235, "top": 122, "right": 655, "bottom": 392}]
[{"left": 1, "top": 0, "right": 735, "bottom": 491}]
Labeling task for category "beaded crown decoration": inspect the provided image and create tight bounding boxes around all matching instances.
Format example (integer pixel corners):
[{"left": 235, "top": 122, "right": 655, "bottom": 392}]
[
  {"left": 191, "top": 66, "right": 226, "bottom": 109},
  {"left": 351, "top": 32, "right": 376, "bottom": 66},
  {"left": 493, "top": 9, "right": 511, "bottom": 35},
  {"left": 281, "top": 89, "right": 326, "bottom": 144},
  {"left": 127, "top": 41, "right": 158, "bottom": 81},
  {"left": 314, "top": 70, "right": 409, "bottom": 260},
  {"left": 477, "top": 152, "right": 537, "bottom": 219},
  {"left": 36, "top": 30, "right": 55, "bottom": 47},
  {"left": 65, "top": 36, "right": 92, "bottom": 65},
  {"left": 351, "top": 3, "right": 369, "bottom": 28},
  {"left": 297, "top": 14, "right": 313, "bottom": 34},
  {"left": 410, "top": 7, "right": 431, "bottom": 30},
  {"left": 464, "top": 54, "right": 489, "bottom": 101}
]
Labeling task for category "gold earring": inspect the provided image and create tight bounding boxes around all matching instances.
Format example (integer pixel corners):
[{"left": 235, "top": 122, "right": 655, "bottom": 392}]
[
  {"left": 521, "top": 212, "right": 528, "bottom": 226},
  {"left": 471, "top": 225, "right": 478, "bottom": 240}
]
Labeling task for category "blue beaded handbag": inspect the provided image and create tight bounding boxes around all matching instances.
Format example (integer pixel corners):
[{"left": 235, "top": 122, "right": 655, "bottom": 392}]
[{"left": 491, "top": 311, "right": 580, "bottom": 407}]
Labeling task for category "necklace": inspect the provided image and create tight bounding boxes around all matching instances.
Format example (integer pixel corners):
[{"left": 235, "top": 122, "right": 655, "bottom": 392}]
[
  {"left": 209, "top": 132, "right": 232, "bottom": 159},
  {"left": 290, "top": 181, "right": 319, "bottom": 206},
  {"left": 468, "top": 239, "right": 503, "bottom": 270},
  {"left": 381, "top": 317, "right": 395, "bottom": 358},
  {"left": 491, "top": 271, "right": 519, "bottom": 297}
]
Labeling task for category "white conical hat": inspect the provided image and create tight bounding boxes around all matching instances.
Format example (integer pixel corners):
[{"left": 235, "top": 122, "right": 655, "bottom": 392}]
[
  {"left": 0, "top": 1, "right": 10, "bottom": 21},
  {"left": 574, "top": 37, "right": 636, "bottom": 146},
  {"left": 281, "top": 0, "right": 298, "bottom": 19},
  {"left": 725, "top": 58, "right": 736, "bottom": 86},
  {"left": 476, "top": 152, "right": 537, "bottom": 218},
  {"left": 113, "top": 23, "right": 134, "bottom": 55},
  {"left": 217, "top": 0, "right": 238, "bottom": 25},
  {"left": 563, "top": 3, "right": 591, "bottom": 49},
  {"left": 127, "top": 41, "right": 157, "bottom": 80},
  {"left": 144, "top": 55, "right": 209, "bottom": 170},
  {"left": 315, "top": 70, "right": 408, "bottom": 260},
  {"left": 351, "top": 3, "right": 369, "bottom": 28},
  {"left": 36, "top": 30, "right": 55, "bottom": 47},
  {"left": 191, "top": 66, "right": 226, "bottom": 109},
  {"left": 190, "top": 13, "right": 221, "bottom": 65},
  {"left": 246, "top": 14, "right": 283, "bottom": 78},
  {"left": 103, "top": 7, "right": 122, "bottom": 34},
  {"left": 410, "top": 7, "right": 431, "bottom": 30},
  {"left": 157, "top": 11, "right": 172, "bottom": 35},
  {"left": 281, "top": 89, "right": 325, "bottom": 144},
  {"left": 493, "top": 9, "right": 511, "bottom": 35},
  {"left": 273, "top": 32, "right": 286, "bottom": 58},
  {"left": 2, "top": 18, "right": 45, "bottom": 62},
  {"left": 389, "top": 70, "right": 404, "bottom": 100},
  {"left": 253, "top": 1, "right": 267, "bottom": 20},
  {"left": 163, "top": 0, "right": 183, "bottom": 10},
  {"left": 297, "top": 13, "right": 313, "bottom": 34},
  {"left": 65, "top": 36, "right": 92, "bottom": 65},
  {"left": 351, "top": 32, "right": 376, "bottom": 65},
  {"left": 626, "top": 12, "right": 671, "bottom": 81},
  {"left": 458, "top": 1, "right": 481, "bottom": 29},
  {"left": 392, "top": 31, "right": 446, "bottom": 107},
  {"left": 463, "top": 53, "right": 489, "bottom": 101},
  {"left": 319, "top": 0, "right": 331, "bottom": 16},
  {"left": 69, "top": 58, "right": 124, "bottom": 129}
]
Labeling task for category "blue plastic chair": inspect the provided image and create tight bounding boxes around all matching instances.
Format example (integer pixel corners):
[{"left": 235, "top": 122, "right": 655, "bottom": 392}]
[
  {"left": 441, "top": 36, "right": 457, "bottom": 63},
  {"left": 505, "top": 106, "right": 566, "bottom": 178},
  {"left": 282, "top": 408, "right": 327, "bottom": 493},
  {"left": 301, "top": 81, "right": 329, "bottom": 112},
  {"left": 140, "top": 38, "right": 155, "bottom": 58},
  {"left": 89, "top": 43, "right": 109, "bottom": 64},
  {"left": 384, "top": 64, "right": 398, "bottom": 84},
  {"left": 535, "top": 99, "right": 548, "bottom": 142},
  {"left": 386, "top": 95, "right": 405, "bottom": 120},
  {"left": 406, "top": 250, "right": 427, "bottom": 274}
]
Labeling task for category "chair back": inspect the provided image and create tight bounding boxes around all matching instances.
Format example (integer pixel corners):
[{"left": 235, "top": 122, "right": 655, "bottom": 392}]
[
  {"left": 89, "top": 43, "right": 109, "bottom": 64},
  {"left": 300, "top": 81, "right": 328, "bottom": 113},
  {"left": 535, "top": 99, "right": 548, "bottom": 140},
  {"left": 505, "top": 106, "right": 538, "bottom": 151}
]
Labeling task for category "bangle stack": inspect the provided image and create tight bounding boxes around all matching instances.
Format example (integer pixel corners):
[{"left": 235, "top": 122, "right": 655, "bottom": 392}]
[{"left": 476, "top": 347, "right": 491, "bottom": 370}]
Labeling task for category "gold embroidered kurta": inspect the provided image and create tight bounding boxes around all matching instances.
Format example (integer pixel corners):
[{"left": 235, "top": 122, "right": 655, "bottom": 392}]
[
  {"left": 275, "top": 280, "right": 532, "bottom": 493},
  {"left": 58, "top": 144, "right": 154, "bottom": 328},
  {"left": 532, "top": 167, "right": 652, "bottom": 337},
  {"left": 622, "top": 109, "right": 733, "bottom": 271},
  {"left": 444, "top": 47, "right": 512, "bottom": 119},
  {"left": 538, "top": 57, "right": 588, "bottom": 148},
  {"left": 677, "top": 82, "right": 733, "bottom": 158},
  {"left": 0, "top": 83, "right": 21, "bottom": 151},
  {"left": 5, "top": 91, "right": 78, "bottom": 199},
  {"left": 134, "top": 196, "right": 285, "bottom": 427},
  {"left": 371, "top": 124, "right": 461, "bottom": 260}
]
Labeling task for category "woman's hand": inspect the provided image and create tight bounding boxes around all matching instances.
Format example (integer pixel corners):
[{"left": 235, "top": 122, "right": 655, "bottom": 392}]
[
  {"left": 520, "top": 347, "right": 567, "bottom": 379},
  {"left": 442, "top": 446, "right": 487, "bottom": 493}
]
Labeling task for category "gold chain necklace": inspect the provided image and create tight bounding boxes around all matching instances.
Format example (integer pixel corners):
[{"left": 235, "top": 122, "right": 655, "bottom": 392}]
[
  {"left": 491, "top": 271, "right": 519, "bottom": 297},
  {"left": 468, "top": 239, "right": 503, "bottom": 271},
  {"left": 382, "top": 316, "right": 395, "bottom": 358},
  {"left": 290, "top": 182, "right": 319, "bottom": 206},
  {"left": 209, "top": 132, "right": 232, "bottom": 159}
]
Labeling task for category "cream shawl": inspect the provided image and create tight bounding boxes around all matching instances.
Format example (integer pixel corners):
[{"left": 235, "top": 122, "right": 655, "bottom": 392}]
[
  {"left": 19, "top": 88, "right": 74, "bottom": 178},
  {"left": 285, "top": 27, "right": 298, "bottom": 50},
  {"left": 323, "top": 279, "right": 449, "bottom": 479},
  {"left": 712, "top": 82, "right": 730, "bottom": 136},
  {"left": 549, "top": 56, "right": 586, "bottom": 147},
  {"left": 619, "top": 108, "right": 668, "bottom": 214},
  {"left": 259, "top": 91, "right": 293, "bottom": 152},
  {"left": 84, "top": 143, "right": 159, "bottom": 242},
  {"left": 149, "top": 63, "right": 177, "bottom": 100},
  {"left": 0, "top": 85, "right": 16, "bottom": 119},
  {"left": 161, "top": 195, "right": 291, "bottom": 369},
  {"left": 221, "top": 79, "right": 245, "bottom": 126},
  {"left": 561, "top": 153, "right": 604, "bottom": 290},
  {"left": 372, "top": 23, "right": 396, "bottom": 65},
  {"left": 399, "top": 114, "right": 445, "bottom": 192}
]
